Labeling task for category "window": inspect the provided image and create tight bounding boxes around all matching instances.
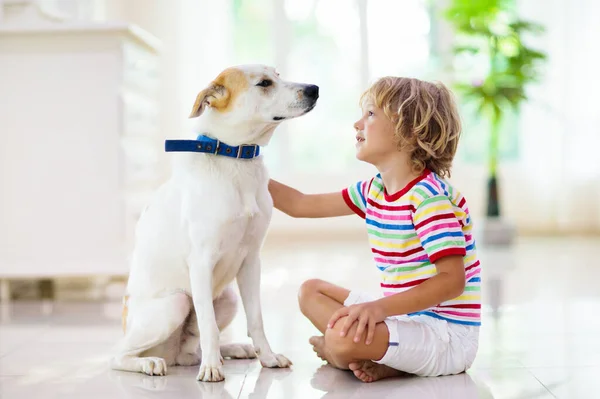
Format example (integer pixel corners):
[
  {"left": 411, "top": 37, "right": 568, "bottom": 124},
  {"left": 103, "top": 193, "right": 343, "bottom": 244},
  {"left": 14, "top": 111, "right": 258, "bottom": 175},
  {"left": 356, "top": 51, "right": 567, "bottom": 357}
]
[{"left": 230, "top": 0, "right": 436, "bottom": 176}]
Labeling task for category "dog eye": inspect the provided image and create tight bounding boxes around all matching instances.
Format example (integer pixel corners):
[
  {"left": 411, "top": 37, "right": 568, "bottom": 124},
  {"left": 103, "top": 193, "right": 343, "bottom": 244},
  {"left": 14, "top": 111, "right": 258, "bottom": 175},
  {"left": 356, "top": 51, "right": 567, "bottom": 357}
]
[{"left": 256, "top": 80, "right": 273, "bottom": 87}]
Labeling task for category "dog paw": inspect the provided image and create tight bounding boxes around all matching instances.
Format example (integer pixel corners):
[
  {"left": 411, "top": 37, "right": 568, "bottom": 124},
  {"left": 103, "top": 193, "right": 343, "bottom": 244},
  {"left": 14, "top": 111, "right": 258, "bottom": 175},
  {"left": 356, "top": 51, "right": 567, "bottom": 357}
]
[
  {"left": 220, "top": 343, "right": 257, "bottom": 359},
  {"left": 259, "top": 352, "right": 292, "bottom": 368},
  {"left": 176, "top": 352, "right": 200, "bottom": 366},
  {"left": 196, "top": 362, "right": 225, "bottom": 382},
  {"left": 139, "top": 357, "right": 167, "bottom": 376}
]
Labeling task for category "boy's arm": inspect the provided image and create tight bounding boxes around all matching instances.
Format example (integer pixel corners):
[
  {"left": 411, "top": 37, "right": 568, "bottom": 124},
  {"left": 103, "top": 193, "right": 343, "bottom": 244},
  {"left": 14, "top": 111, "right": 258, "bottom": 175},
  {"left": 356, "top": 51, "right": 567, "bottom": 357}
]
[
  {"left": 268, "top": 179, "right": 353, "bottom": 218},
  {"left": 375, "top": 255, "right": 466, "bottom": 317},
  {"left": 327, "top": 256, "right": 466, "bottom": 345}
]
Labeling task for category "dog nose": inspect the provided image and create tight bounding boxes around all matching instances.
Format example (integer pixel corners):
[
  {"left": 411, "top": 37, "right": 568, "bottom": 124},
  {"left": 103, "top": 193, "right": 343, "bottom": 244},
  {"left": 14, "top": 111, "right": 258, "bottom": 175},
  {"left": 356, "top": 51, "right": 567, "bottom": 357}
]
[{"left": 303, "top": 85, "right": 319, "bottom": 100}]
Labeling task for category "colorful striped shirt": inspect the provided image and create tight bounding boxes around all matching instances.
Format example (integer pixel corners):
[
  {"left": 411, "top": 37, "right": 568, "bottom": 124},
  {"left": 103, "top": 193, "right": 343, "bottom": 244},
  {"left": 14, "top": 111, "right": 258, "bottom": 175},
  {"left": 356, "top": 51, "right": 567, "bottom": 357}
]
[{"left": 342, "top": 169, "right": 481, "bottom": 326}]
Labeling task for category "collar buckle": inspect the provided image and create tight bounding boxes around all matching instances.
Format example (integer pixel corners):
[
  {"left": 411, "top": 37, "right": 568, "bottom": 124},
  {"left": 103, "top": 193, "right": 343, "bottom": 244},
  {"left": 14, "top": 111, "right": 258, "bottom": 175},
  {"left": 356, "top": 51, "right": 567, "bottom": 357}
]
[{"left": 237, "top": 144, "right": 258, "bottom": 159}]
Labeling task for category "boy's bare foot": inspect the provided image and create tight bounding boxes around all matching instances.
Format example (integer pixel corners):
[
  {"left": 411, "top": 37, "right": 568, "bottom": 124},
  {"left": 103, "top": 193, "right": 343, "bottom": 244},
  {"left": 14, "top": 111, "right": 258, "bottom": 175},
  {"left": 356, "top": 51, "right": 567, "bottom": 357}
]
[
  {"left": 348, "top": 361, "right": 403, "bottom": 383},
  {"left": 309, "top": 336, "right": 330, "bottom": 363}
]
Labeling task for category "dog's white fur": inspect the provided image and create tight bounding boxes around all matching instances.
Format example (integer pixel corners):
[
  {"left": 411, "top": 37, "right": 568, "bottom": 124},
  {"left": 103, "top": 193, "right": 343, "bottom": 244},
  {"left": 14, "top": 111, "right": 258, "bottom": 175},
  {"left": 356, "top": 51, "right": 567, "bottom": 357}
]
[{"left": 110, "top": 65, "right": 318, "bottom": 382}]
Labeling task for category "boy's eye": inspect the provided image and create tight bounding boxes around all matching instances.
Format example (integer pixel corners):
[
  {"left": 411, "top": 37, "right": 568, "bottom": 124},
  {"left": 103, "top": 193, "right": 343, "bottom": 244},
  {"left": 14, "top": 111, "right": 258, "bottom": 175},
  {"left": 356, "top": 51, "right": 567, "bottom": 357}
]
[{"left": 368, "top": 111, "right": 374, "bottom": 116}]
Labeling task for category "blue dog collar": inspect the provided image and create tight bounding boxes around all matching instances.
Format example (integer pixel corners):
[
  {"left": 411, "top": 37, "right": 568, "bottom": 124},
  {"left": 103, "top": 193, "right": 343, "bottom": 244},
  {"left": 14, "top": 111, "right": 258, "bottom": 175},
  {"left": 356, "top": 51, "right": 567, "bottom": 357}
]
[{"left": 164, "top": 135, "right": 260, "bottom": 159}]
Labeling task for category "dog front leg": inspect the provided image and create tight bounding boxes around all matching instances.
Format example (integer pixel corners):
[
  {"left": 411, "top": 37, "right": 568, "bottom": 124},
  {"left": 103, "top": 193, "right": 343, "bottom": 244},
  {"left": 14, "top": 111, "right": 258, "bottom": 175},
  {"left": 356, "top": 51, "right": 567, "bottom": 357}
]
[
  {"left": 236, "top": 252, "right": 292, "bottom": 368},
  {"left": 189, "top": 252, "right": 224, "bottom": 382}
]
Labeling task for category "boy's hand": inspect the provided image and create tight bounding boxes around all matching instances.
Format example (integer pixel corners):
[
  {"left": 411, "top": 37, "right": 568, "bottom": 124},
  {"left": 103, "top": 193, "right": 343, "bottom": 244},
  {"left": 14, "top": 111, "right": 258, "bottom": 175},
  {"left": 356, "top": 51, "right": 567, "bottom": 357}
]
[{"left": 327, "top": 302, "right": 386, "bottom": 345}]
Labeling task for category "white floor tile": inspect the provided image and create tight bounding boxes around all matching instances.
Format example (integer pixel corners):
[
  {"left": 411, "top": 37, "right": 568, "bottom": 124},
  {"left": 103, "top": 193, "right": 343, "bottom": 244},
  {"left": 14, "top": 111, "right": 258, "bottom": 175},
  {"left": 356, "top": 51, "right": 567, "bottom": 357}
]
[
  {"left": 529, "top": 367, "right": 600, "bottom": 399},
  {"left": 0, "top": 370, "right": 246, "bottom": 399},
  {"left": 0, "top": 237, "right": 599, "bottom": 398},
  {"left": 469, "top": 368, "right": 555, "bottom": 399}
]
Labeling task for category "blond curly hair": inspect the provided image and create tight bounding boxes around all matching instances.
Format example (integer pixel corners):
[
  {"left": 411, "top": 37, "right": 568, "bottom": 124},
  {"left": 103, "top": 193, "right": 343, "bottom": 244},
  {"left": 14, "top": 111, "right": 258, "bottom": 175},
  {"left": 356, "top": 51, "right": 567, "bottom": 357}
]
[{"left": 360, "top": 77, "right": 462, "bottom": 178}]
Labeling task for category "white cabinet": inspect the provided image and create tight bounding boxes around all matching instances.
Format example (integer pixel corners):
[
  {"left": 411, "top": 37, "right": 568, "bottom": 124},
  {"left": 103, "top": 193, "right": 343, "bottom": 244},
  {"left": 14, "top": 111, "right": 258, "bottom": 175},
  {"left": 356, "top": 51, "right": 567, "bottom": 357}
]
[{"left": 0, "top": 22, "right": 161, "bottom": 283}]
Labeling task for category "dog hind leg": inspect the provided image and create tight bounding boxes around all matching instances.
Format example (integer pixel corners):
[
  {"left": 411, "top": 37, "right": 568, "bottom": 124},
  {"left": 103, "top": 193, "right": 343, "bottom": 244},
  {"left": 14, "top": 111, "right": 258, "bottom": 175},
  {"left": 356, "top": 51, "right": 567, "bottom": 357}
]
[
  {"left": 110, "top": 292, "right": 191, "bottom": 375},
  {"left": 176, "top": 310, "right": 201, "bottom": 366}
]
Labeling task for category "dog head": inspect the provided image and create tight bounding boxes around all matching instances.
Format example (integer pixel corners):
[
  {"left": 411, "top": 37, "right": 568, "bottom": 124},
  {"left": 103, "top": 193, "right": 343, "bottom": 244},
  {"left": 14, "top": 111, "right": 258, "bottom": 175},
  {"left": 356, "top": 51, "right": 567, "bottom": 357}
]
[{"left": 189, "top": 65, "right": 318, "bottom": 146}]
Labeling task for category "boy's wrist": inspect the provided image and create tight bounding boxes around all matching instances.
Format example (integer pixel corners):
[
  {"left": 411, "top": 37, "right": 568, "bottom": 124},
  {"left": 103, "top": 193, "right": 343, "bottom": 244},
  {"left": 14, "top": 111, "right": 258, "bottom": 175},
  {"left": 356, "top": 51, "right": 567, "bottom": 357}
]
[{"left": 375, "top": 297, "right": 401, "bottom": 319}]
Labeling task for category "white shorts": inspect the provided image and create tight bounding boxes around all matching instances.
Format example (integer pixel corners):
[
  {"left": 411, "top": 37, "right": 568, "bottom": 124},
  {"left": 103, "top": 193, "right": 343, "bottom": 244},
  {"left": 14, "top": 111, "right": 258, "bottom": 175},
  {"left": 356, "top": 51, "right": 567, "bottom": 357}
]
[{"left": 344, "top": 291, "right": 480, "bottom": 377}]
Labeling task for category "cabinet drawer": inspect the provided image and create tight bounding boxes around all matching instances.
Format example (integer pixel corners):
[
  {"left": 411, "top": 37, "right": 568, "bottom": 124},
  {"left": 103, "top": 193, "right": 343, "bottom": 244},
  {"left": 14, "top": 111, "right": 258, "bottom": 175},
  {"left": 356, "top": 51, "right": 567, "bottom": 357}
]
[
  {"left": 120, "top": 91, "right": 159, "bottom": 137},
  {"left": 122, "top": 42, "right": 159, "bottom": 95}
]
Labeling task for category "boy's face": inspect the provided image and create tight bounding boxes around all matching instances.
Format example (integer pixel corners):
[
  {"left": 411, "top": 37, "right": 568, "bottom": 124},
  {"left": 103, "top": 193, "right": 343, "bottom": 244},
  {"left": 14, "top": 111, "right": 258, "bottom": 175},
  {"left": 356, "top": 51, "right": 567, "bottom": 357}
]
[{"left": 354, "top": 102, "right": 397, "bottom": 165}]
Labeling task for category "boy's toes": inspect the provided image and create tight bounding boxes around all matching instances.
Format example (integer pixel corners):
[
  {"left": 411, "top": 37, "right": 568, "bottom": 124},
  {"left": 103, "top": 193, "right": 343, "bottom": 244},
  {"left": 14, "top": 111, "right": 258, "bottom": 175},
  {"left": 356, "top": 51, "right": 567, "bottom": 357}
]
[{"left": 309, "top": 336, "right": 328, "bottom": 362}]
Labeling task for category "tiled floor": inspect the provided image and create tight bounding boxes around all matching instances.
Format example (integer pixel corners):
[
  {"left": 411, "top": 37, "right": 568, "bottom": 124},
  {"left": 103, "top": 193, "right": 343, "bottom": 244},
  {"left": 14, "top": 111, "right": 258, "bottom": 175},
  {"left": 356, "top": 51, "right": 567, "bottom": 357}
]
[{"left": 1, "top": 237, "right": 600, "bottom": 398}]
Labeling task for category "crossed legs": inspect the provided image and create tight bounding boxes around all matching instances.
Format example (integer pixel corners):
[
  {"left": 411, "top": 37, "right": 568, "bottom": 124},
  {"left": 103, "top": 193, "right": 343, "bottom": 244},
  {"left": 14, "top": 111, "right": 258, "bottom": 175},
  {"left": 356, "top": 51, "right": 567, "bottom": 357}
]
[{"left": 297, "top": 279, "right": 404, "bottom": 382}]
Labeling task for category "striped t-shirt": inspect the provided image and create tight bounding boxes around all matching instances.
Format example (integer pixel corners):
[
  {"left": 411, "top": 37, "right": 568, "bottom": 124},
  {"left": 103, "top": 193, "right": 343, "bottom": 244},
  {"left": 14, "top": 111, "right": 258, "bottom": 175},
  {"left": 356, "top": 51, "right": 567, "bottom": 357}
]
[{"left": 342, "top": 169, "right": 481, "bottom": 326}]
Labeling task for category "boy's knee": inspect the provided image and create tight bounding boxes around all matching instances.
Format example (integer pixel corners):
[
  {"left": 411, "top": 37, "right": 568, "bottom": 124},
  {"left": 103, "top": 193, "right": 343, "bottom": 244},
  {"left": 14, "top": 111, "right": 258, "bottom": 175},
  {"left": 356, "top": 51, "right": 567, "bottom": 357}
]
[
  {"left": 298, "top": 279, "right": 324, "bottom": 311},
  {"left": 324, "top": 317, "right": 355, "bottom": 363}
]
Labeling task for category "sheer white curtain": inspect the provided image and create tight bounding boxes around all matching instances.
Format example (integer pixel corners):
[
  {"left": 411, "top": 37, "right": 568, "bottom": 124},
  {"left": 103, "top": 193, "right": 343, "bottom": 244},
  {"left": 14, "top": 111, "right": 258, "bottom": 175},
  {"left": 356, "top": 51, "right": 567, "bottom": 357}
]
[
  {"left": 174, "top": 0, "right": 600, "bottom": 235},
  {"left": 499, "top": 0, "right": 600, "bottom": 234},
  {"left": 110, "top": 0, "right": 600, "bottom": 235}
]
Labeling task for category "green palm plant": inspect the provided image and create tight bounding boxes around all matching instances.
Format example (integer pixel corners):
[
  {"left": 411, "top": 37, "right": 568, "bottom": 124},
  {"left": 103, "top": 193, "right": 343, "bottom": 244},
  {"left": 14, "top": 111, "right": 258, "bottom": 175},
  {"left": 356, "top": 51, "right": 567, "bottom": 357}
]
[{"left": 444, "top": 0, "right": 547, "bottom": 217}]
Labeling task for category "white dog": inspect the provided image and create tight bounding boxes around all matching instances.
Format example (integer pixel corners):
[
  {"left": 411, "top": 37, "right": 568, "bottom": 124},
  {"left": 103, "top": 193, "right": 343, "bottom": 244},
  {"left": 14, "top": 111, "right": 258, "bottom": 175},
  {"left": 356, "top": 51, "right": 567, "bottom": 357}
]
[{"left": 110, "top": 65, "right": 319, "bottom": 382}]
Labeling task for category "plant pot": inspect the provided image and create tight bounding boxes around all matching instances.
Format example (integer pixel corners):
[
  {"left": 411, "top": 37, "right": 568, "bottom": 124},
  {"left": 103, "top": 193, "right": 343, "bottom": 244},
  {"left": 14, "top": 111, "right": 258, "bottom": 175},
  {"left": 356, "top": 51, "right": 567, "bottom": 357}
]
[{"left": 475, "top": 216, "right": 516, "bottom": 247}]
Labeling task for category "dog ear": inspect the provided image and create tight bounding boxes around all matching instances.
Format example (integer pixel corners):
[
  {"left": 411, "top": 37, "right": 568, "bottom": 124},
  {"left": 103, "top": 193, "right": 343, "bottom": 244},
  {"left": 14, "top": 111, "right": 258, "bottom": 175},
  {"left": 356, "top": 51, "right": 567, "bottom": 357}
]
[{"left": 189, "top": 83, "right": 229, "bottom": 118}]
